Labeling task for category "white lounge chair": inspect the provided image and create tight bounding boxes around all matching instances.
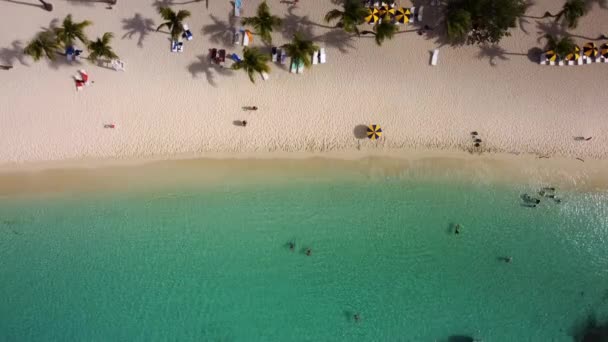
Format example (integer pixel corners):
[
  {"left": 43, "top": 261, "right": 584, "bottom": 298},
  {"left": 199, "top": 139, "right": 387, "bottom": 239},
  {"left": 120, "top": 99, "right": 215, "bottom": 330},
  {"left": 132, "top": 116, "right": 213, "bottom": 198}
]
[
  {"left": 417, "top": 6, "right": 424, "bottom": 22},
  {"left": 595, "top": 56, "right": 603, "bottom": 63},
  {"left": 271, "top": 47, "right": 278, "bottom": 62},
  {"left": 312, "top": 50, "right": 319, "bottom": 65},
  {"left": 558, "top": 60, "right": 564, "bottom": 66},
  {"left": 577, "top": 57, "right": 584, "bottom": 65},
  {"left": 431, "top": 49, "right": 439, "bottom": 66},
  {"left": 410, "top": 7, "right": 416, "bottom": 23},
  {"left": 182, "top": 23, "right": 193, "bottom": 41},
  {"left": 242, "top": 30, "right": 249, "bottom": 46},
  {"left": 604, "top": 57, "right": 608, "bottom": 63},
  {"left": 261, "top": 72, "right": 269, "bottom": 81},
  {"left": 297, "top": 60, "right": 304, "bottom": 73},
  {"left": 567, "top": 59, "right": 575, "bottom": 65},
  {"left": 319, "top": 48, "right": 326, "bottom": 64},
  {"left": 111, "top": 59, "right": 125, "bottom": 71},
  {"left": 549, "top": 59, "right": 556, "bottom": 66},
  {"left": 280, "top": 49, "right": 287, "bottom": 64},
  {"left": 177, "top": 41, "right": 184, "bottom": 53}
]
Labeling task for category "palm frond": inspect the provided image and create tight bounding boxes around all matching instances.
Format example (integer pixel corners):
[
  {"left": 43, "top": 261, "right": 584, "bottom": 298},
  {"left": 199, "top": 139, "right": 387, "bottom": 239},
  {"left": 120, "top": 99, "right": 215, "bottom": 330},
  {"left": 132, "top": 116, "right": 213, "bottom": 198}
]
[{"left": 324, "top": 9, "right": 344, "bottom": 23}]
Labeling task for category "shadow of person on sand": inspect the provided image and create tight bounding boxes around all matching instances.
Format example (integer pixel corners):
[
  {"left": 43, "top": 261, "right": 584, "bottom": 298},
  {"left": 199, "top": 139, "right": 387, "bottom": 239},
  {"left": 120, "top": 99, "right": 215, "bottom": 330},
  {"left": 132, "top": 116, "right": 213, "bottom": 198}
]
[
  {"left": 188, "top": 54, "right": 233, "bottom": 87},
  {"left": 122, "top": 13, "right": 155, "bottom": 48}
]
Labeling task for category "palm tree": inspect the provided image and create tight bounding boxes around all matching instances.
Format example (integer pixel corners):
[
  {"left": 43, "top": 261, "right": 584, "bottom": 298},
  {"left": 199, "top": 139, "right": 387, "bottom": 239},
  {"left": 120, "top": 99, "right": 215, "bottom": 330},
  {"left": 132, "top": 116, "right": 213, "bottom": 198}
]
[
  {"left": 156, "top": 7, "right": 191, "bottom": 40},
  {"left": 324, "top": 0, "right": 367, "bottom": 36},
  {"left": 281, "top": 33, "right": 318, "bottom": 68},
  {"left": 87, "top": 32, "right": 118, "bottom": 63},
  {"left": 24, "top": 31, "right": 60, "bottom": 61},
  {"left": 446, "top": 8, "right": 472, "bottom": 43},
  {"left": 231, "top": 47, "right": 270, "bottom": 83},
  {"left": 39, "top": 0, "right": 53, "bottom": 11},
  {"left": 361, "top": 21, "right": 398, "bottom": 46},
  {"left": 54, "top": 14, "right": 92, "bottom": 48},
  {"left": 544, "top": 34, "right": 575, "bottom": 59},
  {"left": 547, "top": 0, "right": 586, "bottom": 28},
  {"left": 241, "top": 1, "right": 282, "bottom": 45}
]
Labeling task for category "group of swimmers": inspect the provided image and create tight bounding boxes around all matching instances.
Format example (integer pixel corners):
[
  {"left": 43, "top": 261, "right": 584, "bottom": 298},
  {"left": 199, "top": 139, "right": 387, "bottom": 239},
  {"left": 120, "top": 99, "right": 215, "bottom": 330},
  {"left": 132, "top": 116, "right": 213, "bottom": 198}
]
[
  {"left": 522, "top": 187, "right": 561, "bottom": 208},
  {"left": 288, "top": 241, "right": 312, "bottom": 256}
]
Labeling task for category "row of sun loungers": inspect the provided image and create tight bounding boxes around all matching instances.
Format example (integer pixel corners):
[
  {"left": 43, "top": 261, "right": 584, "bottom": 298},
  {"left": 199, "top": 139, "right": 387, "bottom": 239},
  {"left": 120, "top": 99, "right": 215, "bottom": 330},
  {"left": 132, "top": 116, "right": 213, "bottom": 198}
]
[
  {"left": 312, "top": 48, "right": 326, "bottom": 65},
  {"left": 539, "top": 42, "right": 608, "bottom": 66},
  {"left": 270, "top": 47, "right": 287, "bottom": 64},
  {"left": 540, "top": 56, "right": 607, "bottom": 65}
]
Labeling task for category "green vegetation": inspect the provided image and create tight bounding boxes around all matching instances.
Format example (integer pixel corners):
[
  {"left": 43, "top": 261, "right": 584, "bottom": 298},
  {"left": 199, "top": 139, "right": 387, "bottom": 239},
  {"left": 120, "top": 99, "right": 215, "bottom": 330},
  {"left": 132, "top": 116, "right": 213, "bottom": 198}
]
[
  {"left": 548, "top": 0, "right": 586, "bottom": 29},
  {"left": 241, "top": 1, "right": 282, "bottom": 45},
  {"left": 324, "top": 0, "right": 367, "bottom": 36},
  {"left": 362, "top": 21, "right": 399, "bottom": 46},
  {"left": 445, "top": 0, "right": 527, "bottom": 44},
  {"left": 231, "top": 47, "right": 270, "bottom": 83},
  {"left": 156, "top": 7, "right": 191, "bottom": 41},
  {"left": 54, "top": 14, "right": 92, "bottom": 47},
  {"left": 87, "top": 32, "right": 119, "bottom": 63},
  {"left": 24, "top": 31, "right": 60, "bottom": 61},
  {"left": 282, "top": 33, "right": 319, "bottom": 68},
  {"left": 544, "top": 34, "right": 575, "bottom": 59}
]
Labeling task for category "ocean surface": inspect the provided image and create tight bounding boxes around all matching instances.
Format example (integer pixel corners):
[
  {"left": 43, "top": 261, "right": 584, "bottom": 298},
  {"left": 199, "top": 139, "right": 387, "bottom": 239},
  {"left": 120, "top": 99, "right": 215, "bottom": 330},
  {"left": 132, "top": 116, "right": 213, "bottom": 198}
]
[{"left": 1, "top": 174, "right": 608, "bottom": 341}]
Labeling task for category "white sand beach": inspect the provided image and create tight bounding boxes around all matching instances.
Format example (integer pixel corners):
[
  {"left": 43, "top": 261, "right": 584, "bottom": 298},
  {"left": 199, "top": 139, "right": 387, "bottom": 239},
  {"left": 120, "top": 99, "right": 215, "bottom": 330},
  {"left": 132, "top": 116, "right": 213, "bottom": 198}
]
[{"left": 0, "top": 0, "right": 607, "bottom": 167}]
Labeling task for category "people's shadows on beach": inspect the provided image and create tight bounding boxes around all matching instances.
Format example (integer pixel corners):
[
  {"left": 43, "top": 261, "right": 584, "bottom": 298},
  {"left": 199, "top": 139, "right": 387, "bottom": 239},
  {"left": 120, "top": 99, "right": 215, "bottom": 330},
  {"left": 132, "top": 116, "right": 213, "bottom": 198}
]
[
  {"left": 122, "top": 13, "right": 155, "bottom": 48},
  {"left": 202, "top": 14, "right": 236, "bottom": 47},
  {"left": 188, "top": 54, "right": 232, "bottom": 86},
  {"left": 536, "top": 20, "right": 605, "bottom": 43},
  {"left": 0, "top": 40, "right": 29, "bottom": 67}
]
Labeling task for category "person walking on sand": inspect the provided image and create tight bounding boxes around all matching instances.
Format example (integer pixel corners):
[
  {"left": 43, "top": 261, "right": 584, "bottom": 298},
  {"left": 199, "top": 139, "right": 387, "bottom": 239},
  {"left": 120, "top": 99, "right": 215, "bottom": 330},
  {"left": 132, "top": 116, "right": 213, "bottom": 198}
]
[{"left": 241, "top": 120, "right": 247, "bottom": 127}]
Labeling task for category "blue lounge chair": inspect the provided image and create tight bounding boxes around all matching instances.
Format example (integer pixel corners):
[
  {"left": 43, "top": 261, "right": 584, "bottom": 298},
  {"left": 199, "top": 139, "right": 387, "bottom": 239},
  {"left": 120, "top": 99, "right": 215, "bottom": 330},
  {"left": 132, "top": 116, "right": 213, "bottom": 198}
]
[{"left": 231, "top": 53, "right": 242, "bottom": 63}]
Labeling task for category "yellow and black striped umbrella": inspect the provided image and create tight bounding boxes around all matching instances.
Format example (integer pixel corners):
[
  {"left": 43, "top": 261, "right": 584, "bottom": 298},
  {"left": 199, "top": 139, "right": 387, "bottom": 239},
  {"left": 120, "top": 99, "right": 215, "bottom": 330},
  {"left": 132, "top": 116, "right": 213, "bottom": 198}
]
[
  {"left": 601, "top": 43, "right": 608, "bottom": 58},
  {"left": 564, "top": 45, "right": 580, "bottom": 61},
  {"left": 583, "top": 42, "right": 598, "bottom": 58},
  {"left": 378, "top": 5, "right": 395, "bottom": 21},
  {"left": 545, "top": 50, "right": 557, "bottom": 62},
  {"left": 394, "top": 7, "right": 411, "bottom": 24},
  {"left": 367, "top": 125, "right": 382, "bottom": 140},
  {"left": 365, "top": 7, "right": 379, "bottom": 24}
]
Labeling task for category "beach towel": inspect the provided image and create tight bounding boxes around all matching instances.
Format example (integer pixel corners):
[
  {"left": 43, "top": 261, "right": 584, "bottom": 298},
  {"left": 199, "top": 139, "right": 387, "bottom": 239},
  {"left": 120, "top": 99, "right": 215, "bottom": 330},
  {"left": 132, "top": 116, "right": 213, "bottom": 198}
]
[
  {"left": 218, "top": 49, "right": 226, "bottom": 63},
  {"left": 79, "top": 70, "right": 89, "bottom": 85},
  {"left": 231, "top": 53, "right": 242, "bottom": 63}
]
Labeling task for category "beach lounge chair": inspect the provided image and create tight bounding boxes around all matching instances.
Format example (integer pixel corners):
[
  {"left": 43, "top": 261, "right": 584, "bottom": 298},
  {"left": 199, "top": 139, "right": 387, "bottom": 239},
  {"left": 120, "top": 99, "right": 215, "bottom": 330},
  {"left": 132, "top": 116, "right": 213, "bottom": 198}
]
[
  {"left": 272, "top": 46, "right": 278, "bottom": 62},
  {"left": 234, "top": 30, "right": 241, "bottom": 45},
  {"left": 577, "top": 57, "right": 584, "bottom": 65},
  {"left": 75, "top": 79, "right": 85, "bottom": 91},
  {"left": 417, "top": 6, "right": 424, "bottom": 22},
  {"left": 171, "top": 40, "right": 178, "bottom": 52},
  {"left": 242, "top": 29, "right": 250, "bottom": 46},
  {"left": 177, "top": 41, "right": 184, "bottom": 53},
  {"left": 297, "top": 59, "right": 304, "bottom": 73},
  {"left": 210, "top": 48, "right": 218, "bottom": 62},
  {"left": 319, "top": 48, "right": 326, "bottom": 64},
  {"left": 558, "top": 59, "right": 564, "bottom": 66},
  {"left": 218, "top": 49, "right": 226, "bottom": 64},
  {"left": 231, "top": 53, "right": 242, "bottom": 63},
  {"left": 567, "top": 59, "right": 575, "bottom": 65},
  {"left": 234, "top": 0, "right": 241, "bottom": 17},
  {"left": 182, "top": 23, "right": 193, "bottom": 41},
  {"left": 79, "top": 70, "right": 90, "bottom": 85},
  {"left": 410, "top": 7, "right": 416, "bottom": 23},
  {"left": 539, "top": 54, "right": 547, "bottom": 65},
  {"left": 280, "top": 49, "right": 287, "bottom": 64},
  {"left": 261, "top": 72, "right": 269, "bottom": 81},
  {"left": 312, "top": 50, "right": 318, "bottom": 65},
  {"left": 290, "top": 59, "right": 297, "bottom": 73},
  {"left": 431, "top": 49, "right": 439, "bottom": 66},
  {"left": 111, "top": 59, "right": 125, "bottom": 71},
  {"left": 65, "top": 46, "right": 75, "bottom": 62}
]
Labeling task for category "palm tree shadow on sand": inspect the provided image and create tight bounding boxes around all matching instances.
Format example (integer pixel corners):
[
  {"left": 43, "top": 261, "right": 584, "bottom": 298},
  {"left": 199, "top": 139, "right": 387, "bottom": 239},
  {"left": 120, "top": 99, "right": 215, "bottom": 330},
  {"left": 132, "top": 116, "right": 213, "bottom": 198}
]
[
  {"left": 0, "top": 40, "right": 29, "bottom": 67},
  {"left": 122, "top": 13, "right": 155, "bottom": 48},
  {"left": 187, "top": 54, "right": 233, "bottom": 87},
  {"left": 202, "top": 14, "right": 237, "bottom": 47},
  {"left": 1, "top": 0, "right": 45, "bottom": 9}
]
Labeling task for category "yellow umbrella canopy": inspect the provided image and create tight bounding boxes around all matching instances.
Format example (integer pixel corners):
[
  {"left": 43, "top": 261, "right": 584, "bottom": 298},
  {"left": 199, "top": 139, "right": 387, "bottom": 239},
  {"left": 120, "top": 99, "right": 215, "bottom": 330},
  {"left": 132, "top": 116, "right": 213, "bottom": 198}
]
[
  {"left": 545, "top": 50, "right": 557, "bottom": 62},
  {"left": 601, "top": 43, "right": 608, "bottom": 58},
  {"left": 394, "top": 7, "right": 411, "bottom": 24},
  {"left": 564, "top": 45, "right": 580, "bottom": 61},
  {"left": 365, "top": 7, "right": 379, "bottom": 24},
  {"left": 378, "top": 5, "right": 395, "bottom": 21},
  {"left": 583, "top": 42, "right": 598, "bottom": 58},
  {"left": 367, "top": 125, "right": 382, "bottom": 140}
]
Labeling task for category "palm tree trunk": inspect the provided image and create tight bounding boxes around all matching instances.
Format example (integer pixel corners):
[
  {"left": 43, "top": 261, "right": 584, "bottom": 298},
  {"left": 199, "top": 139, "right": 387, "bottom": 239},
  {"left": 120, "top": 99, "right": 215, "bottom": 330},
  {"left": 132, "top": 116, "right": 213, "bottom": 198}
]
[
  {"left": 1, "top": 65, "right": 14, "bottom": 70},
  {"left": 38, "top": 0, "right": 53, "bottom": 11}
]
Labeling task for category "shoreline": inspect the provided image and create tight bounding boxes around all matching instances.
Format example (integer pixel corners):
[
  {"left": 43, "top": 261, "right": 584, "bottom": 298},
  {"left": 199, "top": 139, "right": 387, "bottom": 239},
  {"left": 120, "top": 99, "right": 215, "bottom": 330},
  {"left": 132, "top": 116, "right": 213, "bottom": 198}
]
[{"left": 1, "top": 149, "right": 607, "bottom": 196}]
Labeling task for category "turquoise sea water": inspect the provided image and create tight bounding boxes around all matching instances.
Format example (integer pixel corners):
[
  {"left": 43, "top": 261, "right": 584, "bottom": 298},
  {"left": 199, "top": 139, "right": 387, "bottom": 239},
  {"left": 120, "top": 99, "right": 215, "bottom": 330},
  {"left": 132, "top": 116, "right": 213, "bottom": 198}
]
[{"left": 1, "top": 176, "right": 608, "bottom": 341}]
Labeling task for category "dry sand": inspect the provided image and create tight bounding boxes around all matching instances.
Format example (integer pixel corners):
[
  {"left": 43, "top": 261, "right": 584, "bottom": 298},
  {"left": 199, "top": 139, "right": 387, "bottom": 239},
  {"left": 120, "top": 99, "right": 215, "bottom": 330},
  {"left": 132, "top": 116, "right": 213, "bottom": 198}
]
[{"left": 0, "top": 0, "right": 607, "bottom": 167}]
